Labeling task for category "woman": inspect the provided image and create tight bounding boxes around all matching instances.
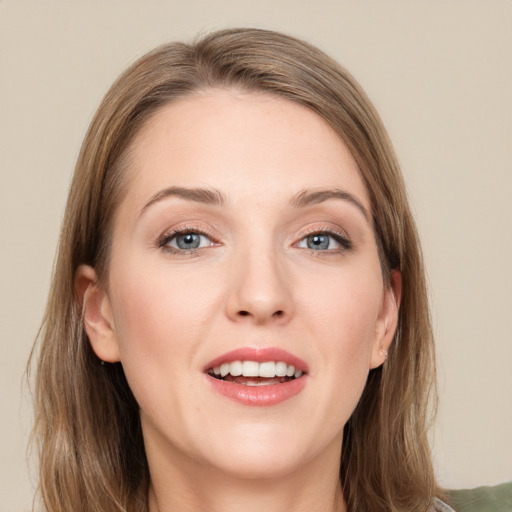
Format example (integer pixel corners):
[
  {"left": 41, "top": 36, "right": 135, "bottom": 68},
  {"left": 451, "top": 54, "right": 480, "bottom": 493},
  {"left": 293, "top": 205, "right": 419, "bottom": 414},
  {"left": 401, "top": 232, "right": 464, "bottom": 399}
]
[{"left": 32, "top": 28, "right": 449, "bottom": 512}]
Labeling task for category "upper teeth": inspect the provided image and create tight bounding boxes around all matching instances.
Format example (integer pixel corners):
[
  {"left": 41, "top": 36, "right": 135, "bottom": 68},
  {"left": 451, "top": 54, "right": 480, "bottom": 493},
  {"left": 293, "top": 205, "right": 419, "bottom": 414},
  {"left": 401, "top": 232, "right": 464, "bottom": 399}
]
[{"left": 212, "top": 361, "right": 303, "bottom": 379}]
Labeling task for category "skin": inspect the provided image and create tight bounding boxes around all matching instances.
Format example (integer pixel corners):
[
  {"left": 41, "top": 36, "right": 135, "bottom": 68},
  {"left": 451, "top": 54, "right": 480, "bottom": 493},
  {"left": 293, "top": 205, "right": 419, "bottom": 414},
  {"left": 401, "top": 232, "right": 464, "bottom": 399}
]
[{"left": 77, "top": 90, "right": 400, "bottom": 512}]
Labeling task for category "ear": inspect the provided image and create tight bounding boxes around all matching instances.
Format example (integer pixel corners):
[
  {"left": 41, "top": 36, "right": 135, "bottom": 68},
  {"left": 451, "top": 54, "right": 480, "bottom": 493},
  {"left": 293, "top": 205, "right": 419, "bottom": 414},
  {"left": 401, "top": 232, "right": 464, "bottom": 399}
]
[
  {"left": 75, "top": 264, "right": 120, "bottom": 363},
  {"left": 370, "top": 269, "right": 401, "bottom": 369}
]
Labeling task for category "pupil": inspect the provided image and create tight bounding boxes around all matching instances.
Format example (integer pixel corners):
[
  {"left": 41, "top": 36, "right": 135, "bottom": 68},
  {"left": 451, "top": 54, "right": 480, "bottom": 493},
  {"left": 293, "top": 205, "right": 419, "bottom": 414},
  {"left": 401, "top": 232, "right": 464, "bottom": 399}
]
[
  {"left": 308, "top": 234, "right": 329, "bottom": 250},
  {"left": 177, "top": 233, "right": 200, "bottom": 249}
]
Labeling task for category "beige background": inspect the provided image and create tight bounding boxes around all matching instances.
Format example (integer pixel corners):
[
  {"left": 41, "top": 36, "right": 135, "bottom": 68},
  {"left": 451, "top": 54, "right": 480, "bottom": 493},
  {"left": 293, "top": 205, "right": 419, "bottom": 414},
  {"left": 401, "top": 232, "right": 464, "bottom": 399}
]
[{"left": 1, "top": 1, "right": 511, "bottom": 510}]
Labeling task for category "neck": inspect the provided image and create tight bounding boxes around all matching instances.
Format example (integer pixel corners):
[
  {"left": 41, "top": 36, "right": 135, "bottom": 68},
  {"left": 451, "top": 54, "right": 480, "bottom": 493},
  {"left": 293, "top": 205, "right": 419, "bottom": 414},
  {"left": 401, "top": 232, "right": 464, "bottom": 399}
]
[{"left": 146, "top": 436, "right": 346, "bottom": 512}]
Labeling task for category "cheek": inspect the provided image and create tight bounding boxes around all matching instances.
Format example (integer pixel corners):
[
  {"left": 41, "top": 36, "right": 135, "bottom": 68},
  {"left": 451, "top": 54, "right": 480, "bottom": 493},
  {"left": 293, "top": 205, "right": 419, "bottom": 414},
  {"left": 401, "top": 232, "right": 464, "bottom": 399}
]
[
  {"left": 106, "top": 255, "right": 230, "bottom": 441},
  {"left": 298, "top": 262, "right": 383, "bottom": 419},
  {"left": 303, "top": 262, "right": 382, "bottom": 349},
  {"left": 107, "top": 255, "right": 224, "bottom": 380}
]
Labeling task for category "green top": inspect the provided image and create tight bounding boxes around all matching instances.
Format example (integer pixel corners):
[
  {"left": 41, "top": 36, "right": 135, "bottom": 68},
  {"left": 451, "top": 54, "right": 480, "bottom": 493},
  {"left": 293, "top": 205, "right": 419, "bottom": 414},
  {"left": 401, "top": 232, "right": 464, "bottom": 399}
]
[{"left": 446, "top": 482, "right": 512, "bottom": 512}]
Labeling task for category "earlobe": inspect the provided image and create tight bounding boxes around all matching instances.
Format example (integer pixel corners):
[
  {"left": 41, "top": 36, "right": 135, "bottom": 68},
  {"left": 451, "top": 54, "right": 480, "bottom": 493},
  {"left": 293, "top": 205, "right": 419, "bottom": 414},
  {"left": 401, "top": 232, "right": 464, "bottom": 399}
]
[
  {"left": 75, "top": 264, "right": 121, "bottom": 363},
  {"left": 370, "top": 270, "right": 401, "bottom": 369}
]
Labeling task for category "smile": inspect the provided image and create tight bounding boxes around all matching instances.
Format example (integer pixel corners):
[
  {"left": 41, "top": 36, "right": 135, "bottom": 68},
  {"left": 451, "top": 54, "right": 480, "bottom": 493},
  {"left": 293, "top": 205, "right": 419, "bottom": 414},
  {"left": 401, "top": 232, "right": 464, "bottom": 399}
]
[
  {"left": 207, "top": 360, "right": 304, "bottom": 386},
  {"left": 204, "top": 348, "right": 308, "bottom": 406}
]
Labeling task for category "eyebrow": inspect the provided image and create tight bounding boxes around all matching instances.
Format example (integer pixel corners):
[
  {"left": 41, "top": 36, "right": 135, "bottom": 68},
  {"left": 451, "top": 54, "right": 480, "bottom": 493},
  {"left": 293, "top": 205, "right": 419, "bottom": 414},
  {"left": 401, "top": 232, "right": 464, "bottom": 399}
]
[
  {"left": 139, "top": 185, "right": 369, "bottom": 221},
  {"left": 140, "top": 186, "right": 226, "bottom": 215},
  {"left": 289, "top": 188, "right": 370, "bottom": 221}
]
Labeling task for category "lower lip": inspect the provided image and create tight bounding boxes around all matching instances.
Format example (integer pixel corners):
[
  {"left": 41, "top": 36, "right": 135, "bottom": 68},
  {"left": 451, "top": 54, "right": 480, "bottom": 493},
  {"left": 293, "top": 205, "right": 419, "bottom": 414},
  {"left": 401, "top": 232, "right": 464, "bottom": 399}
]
[{"left": 206, "top": 374, "right": 307, "bottom": 406}]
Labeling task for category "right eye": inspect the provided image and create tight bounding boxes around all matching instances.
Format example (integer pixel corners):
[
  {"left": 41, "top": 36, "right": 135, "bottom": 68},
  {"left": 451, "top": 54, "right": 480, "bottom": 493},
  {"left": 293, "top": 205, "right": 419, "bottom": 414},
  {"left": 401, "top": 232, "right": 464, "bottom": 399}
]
[{"left": 159, "top": 230, "right": 216, "bottom": 252}]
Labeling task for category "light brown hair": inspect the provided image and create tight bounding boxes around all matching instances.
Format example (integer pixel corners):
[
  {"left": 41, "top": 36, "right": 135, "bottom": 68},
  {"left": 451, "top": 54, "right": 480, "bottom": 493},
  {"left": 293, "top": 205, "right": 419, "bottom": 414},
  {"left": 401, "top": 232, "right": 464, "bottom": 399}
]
[{"left": 32, "top": 28, "right": 439, "bottom": 512}]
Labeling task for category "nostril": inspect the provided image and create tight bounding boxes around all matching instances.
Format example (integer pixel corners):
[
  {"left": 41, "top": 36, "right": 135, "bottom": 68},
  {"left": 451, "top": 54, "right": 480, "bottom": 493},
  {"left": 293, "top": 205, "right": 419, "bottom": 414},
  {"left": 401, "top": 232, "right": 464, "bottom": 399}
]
[
  {"left": 237, "top": 310, "right": 284, "bottom": 318},
  {"left": 234, "top": 308, "right": 286, "bottom": 322}
]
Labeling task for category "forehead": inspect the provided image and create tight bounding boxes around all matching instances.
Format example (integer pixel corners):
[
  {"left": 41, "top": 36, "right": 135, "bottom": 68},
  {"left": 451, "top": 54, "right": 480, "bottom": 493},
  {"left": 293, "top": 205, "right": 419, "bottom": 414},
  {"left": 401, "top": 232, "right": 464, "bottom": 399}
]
[{"left": 121, "top": 89, "right": 370, "bottom": 211}]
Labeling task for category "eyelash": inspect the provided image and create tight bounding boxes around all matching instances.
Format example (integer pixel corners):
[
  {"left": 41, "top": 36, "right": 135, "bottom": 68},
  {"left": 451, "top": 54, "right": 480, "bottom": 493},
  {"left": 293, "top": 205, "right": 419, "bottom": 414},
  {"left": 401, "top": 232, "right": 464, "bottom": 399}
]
[
  {"left": 156, "top": 225, "right": 353, "bottom": 256},
  {"left": 295, "top": 226, "right": 353, "bottom": 254},
  {"left": 157, "top": 226, "right": 219, "bottom": 255}
]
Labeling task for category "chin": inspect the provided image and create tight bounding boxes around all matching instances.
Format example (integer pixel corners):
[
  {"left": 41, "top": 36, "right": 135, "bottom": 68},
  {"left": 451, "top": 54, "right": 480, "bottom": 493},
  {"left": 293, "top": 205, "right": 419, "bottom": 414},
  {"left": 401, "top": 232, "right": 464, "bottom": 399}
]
[
  {"left": 197, "top": 423, "right": 323, "bottom": 481},
  {"left": 208, "top": 448, "right": 305, "bottom": 481}
]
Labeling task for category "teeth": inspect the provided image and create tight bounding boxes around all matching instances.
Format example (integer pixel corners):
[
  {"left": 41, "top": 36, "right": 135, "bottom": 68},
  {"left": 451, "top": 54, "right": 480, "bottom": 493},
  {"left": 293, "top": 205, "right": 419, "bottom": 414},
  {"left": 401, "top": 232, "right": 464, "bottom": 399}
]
[
  {"left": 245, "top": 380, "right": 275, "bottom": 386},
  {"left": 220, "top": 363, "right": 230, "bottom": 377},
  {"left": 242, "top": 361, "right": 259, "bottom": 377},
  {"left": 229, "top": 360, "right": 242, "bottom": 377},
  {"left": 275, "top": 362, "right": 287, "bottom": 377},
  {"left": 259, "top": 361, "right": 276, "bottom": 378},
  {"left": 210, "top": 360, "right": 303, "bottom": 379}
]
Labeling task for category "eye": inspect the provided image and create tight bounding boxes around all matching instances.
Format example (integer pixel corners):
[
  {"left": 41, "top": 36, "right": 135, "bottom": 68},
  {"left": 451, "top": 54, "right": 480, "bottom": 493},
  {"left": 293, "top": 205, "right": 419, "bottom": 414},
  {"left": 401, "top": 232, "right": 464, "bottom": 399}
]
[
  {"left": 296, "top": 231, "right": 352, "bottom": 252},
  {"left": 159, "top": 229, "right": 216, "bottom": 252}
]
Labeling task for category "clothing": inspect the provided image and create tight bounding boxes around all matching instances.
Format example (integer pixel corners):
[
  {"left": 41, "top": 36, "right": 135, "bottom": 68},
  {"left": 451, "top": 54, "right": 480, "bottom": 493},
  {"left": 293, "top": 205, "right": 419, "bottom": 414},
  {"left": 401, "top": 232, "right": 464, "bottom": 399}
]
[
  {"left": 434, "top": 498, "right": 456, "bottom": 512},
  {"left": 445, "top": 482, "right": 512, "bottom": 512}
]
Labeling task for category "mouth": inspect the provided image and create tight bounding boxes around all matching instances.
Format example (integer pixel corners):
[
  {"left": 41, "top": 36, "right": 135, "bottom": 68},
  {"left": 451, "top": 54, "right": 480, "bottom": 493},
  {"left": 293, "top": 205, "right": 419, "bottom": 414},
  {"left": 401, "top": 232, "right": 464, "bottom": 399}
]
[
  {"left": 204, "top": 348, "right": 308, "bottom": 406},
  {"left": 207, "top": 360, "right": 304, "bottom": 386}
]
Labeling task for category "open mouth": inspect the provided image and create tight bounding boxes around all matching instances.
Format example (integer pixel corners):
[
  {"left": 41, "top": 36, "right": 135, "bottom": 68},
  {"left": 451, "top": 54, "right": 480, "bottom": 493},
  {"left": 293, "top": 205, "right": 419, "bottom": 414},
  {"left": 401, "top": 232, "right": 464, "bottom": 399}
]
[{"left": 207, "top": 360, "right": 304, "bottom": 387}]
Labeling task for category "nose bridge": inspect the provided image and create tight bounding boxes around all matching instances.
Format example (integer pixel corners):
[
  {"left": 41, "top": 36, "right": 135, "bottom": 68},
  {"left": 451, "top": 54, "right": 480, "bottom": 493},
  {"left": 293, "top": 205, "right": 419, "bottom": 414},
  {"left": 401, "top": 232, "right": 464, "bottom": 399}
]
[{"left": 226, "top": 240, "right": 293, "bottom": 324}]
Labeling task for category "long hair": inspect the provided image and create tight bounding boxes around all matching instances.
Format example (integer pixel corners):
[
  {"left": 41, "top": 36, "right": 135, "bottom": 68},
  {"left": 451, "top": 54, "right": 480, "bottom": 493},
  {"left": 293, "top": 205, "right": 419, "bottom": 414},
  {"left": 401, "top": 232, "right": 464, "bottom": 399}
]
[{"left": 32, "top": 28, "right": 439, "bottom": 512}]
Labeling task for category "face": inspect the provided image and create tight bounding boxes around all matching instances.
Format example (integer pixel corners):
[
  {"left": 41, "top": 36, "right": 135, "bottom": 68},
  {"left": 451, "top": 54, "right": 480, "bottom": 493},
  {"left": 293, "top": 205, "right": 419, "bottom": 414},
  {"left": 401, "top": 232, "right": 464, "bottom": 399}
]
[{"left": 81, "top": 90, "right": 398, "bottom": 480}]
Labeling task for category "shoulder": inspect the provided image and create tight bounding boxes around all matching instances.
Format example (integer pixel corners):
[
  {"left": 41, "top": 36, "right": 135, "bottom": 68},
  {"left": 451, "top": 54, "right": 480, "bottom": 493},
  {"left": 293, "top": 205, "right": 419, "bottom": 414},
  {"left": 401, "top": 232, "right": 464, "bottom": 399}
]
[{"left": 443, "top": 482, "right": 512, "bottom": 512}]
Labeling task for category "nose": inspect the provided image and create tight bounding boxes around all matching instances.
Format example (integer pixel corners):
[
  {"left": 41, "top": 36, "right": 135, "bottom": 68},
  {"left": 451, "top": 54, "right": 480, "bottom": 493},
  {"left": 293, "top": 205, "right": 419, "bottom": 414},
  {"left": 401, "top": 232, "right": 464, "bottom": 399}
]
[{"left": 225, "top": 249, "right": 294, "bottom": 325}]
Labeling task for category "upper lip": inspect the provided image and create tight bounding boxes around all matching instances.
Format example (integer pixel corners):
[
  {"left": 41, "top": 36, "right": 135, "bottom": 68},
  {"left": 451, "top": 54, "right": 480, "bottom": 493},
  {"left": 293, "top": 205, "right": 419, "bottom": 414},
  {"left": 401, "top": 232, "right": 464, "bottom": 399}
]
[{"left": 203, "top": 347, "right": 309, "bottom": 373}]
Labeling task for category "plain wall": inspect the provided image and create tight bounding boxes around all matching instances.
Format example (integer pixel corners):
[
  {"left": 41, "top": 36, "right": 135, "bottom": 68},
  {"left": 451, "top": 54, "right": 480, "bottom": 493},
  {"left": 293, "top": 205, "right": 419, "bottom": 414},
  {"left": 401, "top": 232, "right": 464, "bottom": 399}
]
[{"left": 1, "top": 1, "right": 511, "bottom": 510}]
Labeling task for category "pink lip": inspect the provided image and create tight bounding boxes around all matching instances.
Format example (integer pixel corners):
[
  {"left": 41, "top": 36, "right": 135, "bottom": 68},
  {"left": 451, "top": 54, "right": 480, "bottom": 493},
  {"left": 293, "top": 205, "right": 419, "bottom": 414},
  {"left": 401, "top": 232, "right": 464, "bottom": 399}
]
[
  {"left": 206, "top": 376, "right": 307, "bottom": 406},
  {"left": 203, "top": 347, "right": 309, "bottom": 373},
  {"left": 203, "top": 347, "right": 309, "bottom": 407}
]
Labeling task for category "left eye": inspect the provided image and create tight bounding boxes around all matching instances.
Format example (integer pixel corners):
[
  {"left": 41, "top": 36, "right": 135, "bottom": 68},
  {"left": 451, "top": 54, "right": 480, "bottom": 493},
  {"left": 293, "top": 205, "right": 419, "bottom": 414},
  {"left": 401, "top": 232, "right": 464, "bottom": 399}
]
[
  {"left": 297, "top": 233, "right": 346, "bottom": 251},
  {"left": 163, "top": 231, "right": 214, "bottom": 250}
]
